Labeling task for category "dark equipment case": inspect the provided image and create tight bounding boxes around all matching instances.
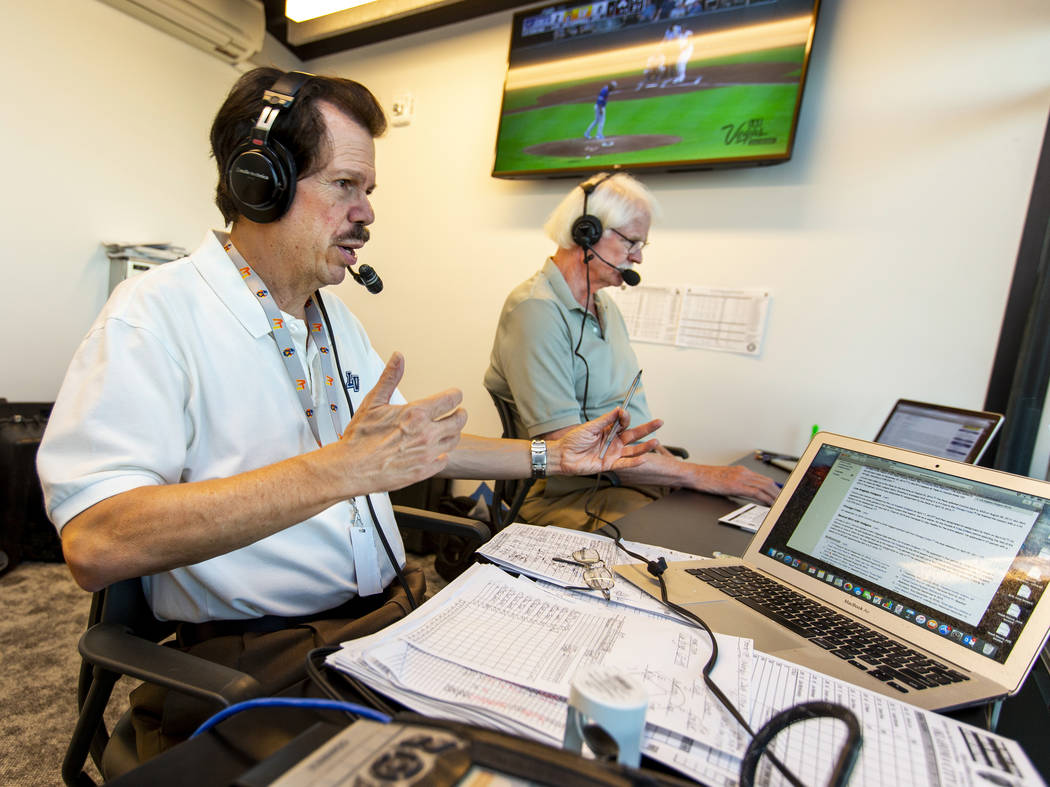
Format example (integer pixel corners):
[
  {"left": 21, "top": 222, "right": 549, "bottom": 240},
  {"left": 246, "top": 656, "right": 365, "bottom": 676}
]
[{"left": 0, "top": 400, "right": 61, "bottom": 576}]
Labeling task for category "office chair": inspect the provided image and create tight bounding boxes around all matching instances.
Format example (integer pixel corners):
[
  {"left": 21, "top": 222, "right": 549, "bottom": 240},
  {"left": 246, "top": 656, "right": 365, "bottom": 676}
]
[
  {"left": 487, "top": 391, "right": 537, "bottom": 532},
  {"left": 61, "top": 505, "right": 489, "bottom": 786}
]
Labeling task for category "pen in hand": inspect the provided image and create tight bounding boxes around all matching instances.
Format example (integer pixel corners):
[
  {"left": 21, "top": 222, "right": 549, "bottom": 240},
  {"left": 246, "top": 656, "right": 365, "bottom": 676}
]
[{"left": 599, "top": 370, "right": 642, "bottom": 460}]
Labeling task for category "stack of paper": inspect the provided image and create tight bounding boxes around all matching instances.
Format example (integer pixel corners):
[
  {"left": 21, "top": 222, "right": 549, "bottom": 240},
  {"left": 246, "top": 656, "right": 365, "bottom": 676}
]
[
  {"left": 329, "top": 564, "right": 751, "bottom": 763},
  {"left": 327, "top": 528, "right": 1045, "bottom": 786},
  {"left": 476, "top": 523, "right": 706, "bottom": 620}
]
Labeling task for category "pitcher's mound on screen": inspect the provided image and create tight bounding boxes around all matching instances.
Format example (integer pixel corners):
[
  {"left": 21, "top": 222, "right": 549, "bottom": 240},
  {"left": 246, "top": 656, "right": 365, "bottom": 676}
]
[{"left": 524, "top": 134, "right": 680, "bottom": 159}]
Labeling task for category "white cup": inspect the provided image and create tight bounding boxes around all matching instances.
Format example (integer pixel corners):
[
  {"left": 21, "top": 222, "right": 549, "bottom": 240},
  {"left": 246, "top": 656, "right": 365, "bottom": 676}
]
[{"left": 562, "top": 665, "right": 648, "bottom": 767}]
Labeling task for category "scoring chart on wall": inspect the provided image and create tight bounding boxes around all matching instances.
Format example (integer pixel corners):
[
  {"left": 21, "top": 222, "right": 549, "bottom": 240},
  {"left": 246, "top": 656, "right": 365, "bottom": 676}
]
[{"left": 609, "top": 285, "right": 770, "bottom": 355}]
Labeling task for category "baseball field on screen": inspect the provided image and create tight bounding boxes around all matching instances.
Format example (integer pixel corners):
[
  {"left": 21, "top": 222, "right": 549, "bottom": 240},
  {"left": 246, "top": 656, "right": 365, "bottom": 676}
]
[{"left": 492, "top": 45, "right": 808, "bottom": 176}]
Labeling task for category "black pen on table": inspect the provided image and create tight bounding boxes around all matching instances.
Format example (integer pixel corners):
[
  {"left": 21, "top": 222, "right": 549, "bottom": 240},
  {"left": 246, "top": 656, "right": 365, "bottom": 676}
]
[{"left": 598, "top": 370, "right": 643, "bottom": 460}]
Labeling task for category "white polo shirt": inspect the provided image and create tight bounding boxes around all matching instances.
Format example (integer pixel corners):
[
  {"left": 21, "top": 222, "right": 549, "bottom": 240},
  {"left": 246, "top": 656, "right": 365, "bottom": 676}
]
[{"left": 38, "top": 231, "right": 407, "bottom": 622}]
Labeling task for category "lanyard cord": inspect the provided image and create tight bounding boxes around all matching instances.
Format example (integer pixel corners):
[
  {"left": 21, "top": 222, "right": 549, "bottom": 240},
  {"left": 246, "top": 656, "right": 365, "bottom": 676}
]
[
  {"left": 222, "top": 234, "right": 416, "bottom": 608},
  {"left": 226, "top": 240, "right": 344, "bottom": 447},
  {"left": 314, "top": 293, "right": 420, "bottom": 611}
]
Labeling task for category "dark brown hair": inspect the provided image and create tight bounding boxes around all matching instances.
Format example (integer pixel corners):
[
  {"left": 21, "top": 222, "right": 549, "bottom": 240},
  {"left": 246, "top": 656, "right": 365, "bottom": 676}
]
[{"left": 210, "top": 68, "right": 387, "bottom": 223}]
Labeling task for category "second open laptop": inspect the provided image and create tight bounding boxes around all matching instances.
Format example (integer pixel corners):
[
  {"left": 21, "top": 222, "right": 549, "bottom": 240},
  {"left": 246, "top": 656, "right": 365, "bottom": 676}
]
[
  {"left": 874, "top": 398, "right": 1004, "bottom": 463},
  {"left": 617, "top": 432, "right": 1050, "bottom": 711},
  {"left": 763, "top": 399, "right": 1003, "bottom": 473}
]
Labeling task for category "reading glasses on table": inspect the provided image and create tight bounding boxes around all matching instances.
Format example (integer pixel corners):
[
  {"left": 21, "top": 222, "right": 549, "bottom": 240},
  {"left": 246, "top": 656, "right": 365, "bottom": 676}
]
[{"left": 553, "top": 548, "right": 615, "bottom": 601}]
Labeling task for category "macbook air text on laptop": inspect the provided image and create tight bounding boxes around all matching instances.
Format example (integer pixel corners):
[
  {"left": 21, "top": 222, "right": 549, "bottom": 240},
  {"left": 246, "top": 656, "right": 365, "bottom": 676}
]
[{"left": 617, "top": 433, "right": 1050, "bottom": 711}]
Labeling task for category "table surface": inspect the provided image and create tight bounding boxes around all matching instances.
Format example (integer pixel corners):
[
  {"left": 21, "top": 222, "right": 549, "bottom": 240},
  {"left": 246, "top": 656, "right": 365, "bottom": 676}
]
[{"left": 612, "top": 453, "right": 790, "bottom": 557}]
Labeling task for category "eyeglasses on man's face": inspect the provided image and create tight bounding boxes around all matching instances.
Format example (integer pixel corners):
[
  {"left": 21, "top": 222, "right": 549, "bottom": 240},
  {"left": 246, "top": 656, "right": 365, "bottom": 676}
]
[
  {"left": 610, "top": 227, "right": 649, "bottom": 255},
  {"left": 553, "top": 548, "right": 615, "bottom": 600}
]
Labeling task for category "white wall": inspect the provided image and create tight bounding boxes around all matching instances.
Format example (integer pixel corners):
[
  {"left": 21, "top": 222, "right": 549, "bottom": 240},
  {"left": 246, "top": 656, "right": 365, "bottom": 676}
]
[
  {"left": 1, "top": 0, "right": 244, "bottom": 399},
  {"left": 3, "top": 0, "right": 1048, "bottom": 471},
  {"left": 311, "top": 0, "right": 1050, "bottom": 465}
]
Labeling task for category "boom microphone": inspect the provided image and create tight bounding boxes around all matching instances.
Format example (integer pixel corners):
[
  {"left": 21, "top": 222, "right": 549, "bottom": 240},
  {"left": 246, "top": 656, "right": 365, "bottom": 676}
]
[
  {"left": 585, "top": 249, "right": 641, "bottom": 286},
  {"left": 351, "top": 264, "right": 383, "bottom": 294}
]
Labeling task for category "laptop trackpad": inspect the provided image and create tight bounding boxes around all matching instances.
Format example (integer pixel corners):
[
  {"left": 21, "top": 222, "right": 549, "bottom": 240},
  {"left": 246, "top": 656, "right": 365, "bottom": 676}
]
[{"left": 682, "top": 599, "right": 805, "bottom": 655}]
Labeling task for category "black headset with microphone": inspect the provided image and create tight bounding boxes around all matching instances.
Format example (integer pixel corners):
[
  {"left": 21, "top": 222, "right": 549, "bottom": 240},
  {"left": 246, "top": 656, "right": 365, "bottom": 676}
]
[
  {"left": 225, "top": 71, "right": 385, "bottom": 295},
  {"left": 225, "top": 71, "right": 312, "bottom": 224},
  {"left": 571, "top": 174, "right": 611, "bottom": 249},
  {"left": 571, "top": 174, "right": 641, "bottom": 287}
]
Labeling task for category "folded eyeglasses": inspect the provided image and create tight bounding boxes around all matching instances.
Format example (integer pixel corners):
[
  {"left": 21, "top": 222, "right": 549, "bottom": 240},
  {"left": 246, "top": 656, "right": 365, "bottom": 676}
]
[{"left": 553, "top": 548, "right": 615, "bottom": 601}]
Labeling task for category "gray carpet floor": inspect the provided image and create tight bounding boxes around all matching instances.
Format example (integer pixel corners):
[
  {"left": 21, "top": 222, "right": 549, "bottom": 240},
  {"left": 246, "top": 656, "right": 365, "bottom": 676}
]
[
  {"left": 0, "top": 556, "right": 445, "bottom": 786},
  {"left": 0, "top": 561, "right": 110, "bottom": 786}
]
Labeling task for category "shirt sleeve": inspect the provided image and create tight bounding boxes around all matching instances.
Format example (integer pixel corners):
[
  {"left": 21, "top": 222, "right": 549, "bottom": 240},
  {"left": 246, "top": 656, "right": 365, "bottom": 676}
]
[
  {"left": 495, "top": 297, "right": 584, "bottom": 436},
  {"left": 38, "top": 317, "right": 191, "bottom": 529}
]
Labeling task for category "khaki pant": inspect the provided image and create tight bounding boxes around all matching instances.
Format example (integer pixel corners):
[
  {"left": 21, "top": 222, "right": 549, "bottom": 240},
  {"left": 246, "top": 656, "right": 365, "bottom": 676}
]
[
  {"left": 129, "top": 567, "right": 425, "bottom": 760},
  {"left": 520, "top": 477, "right": 669, "bottom": 531}
]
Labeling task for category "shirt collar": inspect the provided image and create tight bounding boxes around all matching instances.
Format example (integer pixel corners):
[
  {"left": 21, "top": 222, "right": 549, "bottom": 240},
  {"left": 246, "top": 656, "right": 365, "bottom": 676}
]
[
  {"left": 542, "top": 256, "right": 604, "bottom": 322},
  {"left": 192, "top": 230, "right": 273, "bottom": 339}
]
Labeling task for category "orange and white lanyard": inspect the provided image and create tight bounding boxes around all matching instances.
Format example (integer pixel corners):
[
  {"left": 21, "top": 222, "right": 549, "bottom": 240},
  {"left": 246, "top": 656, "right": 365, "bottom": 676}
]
[{"left": 223, "top": 236, "right": 384, "bottom": 595}]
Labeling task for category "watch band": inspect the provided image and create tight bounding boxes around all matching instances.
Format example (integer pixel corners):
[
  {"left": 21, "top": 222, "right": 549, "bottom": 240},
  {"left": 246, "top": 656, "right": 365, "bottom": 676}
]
[{"left": 530, "top": 440, "right": 548, "bottom": 478}]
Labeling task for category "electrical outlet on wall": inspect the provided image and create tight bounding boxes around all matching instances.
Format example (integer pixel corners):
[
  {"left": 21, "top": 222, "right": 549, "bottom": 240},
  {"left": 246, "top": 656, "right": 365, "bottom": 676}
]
[{"left": 391, "top": 93, "right": 414, "bottom": 126}]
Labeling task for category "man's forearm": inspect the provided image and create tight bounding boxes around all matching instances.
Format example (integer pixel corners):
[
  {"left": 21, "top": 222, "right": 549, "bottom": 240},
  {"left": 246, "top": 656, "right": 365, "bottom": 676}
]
[
  {"left": 614, "top": 453, "right": 780, "bottom": 505},
  {"left": 605, "top": 450, "right": 695, "bottom": 487},
  {"left": 61, "top": 443, "right": 373, "bottom": 592},
  {"left": 441, "top": 433, "right": 562, "bottom": 480}
]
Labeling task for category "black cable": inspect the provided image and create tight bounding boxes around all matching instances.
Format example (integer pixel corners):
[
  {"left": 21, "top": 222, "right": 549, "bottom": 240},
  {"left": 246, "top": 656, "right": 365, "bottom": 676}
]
[
  {"left": 305, "top": 644, "right": 398, "bottom": 717},
  {"left": 314, "top": 291, "right": 419, "bottom": 611},
  {"left": 592, "top": 508, "right": 861, "bottom": 787},
  {"left": 573, "top": 257, "right": 596, "bottom": 422},
  {"left": 304, "top": 645, "right": 362, "bottom": 721},
  {"left": 739, "top": 702, "right": 862, "bottom": 787}
]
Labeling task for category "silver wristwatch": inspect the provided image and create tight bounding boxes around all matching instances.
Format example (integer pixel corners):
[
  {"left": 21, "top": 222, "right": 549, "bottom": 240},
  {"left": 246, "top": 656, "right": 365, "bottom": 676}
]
[{"left": 530, "top": 440, "right": 548, "bottom": 478}]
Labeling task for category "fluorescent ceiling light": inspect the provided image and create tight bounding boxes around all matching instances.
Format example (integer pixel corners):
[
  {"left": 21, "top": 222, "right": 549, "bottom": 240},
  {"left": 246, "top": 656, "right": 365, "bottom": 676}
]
[
  {"left": 286, "top": 1, "right": 379, "bottom": 23},
  {"left": 286, "top": 0, "right": 459, "bottom": 46}
]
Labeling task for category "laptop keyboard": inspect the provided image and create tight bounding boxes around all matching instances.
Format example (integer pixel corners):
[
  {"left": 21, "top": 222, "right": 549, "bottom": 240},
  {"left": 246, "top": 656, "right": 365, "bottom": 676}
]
[{"left": 686, "top": 565, "right": 970, "bottom": 694}]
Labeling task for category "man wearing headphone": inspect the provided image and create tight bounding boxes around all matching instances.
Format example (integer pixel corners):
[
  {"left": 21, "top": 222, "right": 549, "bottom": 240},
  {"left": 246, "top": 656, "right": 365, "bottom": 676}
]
[
  {"left": 37, "top": 70, "right": 659, "bottom": 756},
  {"left": 484, "top": 172, "right": 779, "bottom": 532}
]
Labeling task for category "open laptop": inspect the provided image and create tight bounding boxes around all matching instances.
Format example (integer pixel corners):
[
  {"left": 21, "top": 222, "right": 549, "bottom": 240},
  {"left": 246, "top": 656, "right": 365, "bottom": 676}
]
[
  {"left": 762, "top": 399, "right": 1003, "bottom": 472},
  {"left": 617, "top": 433, "right": 1050, "bottom": 711},
  {"left": 874, "top": 398, "right": 1003, "bottom": 464}
]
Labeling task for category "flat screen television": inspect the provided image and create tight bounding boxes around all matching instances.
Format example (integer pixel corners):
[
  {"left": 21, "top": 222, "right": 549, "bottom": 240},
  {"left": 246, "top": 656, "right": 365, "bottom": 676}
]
[{"left": 491, "top": 0, "right": 821, "bottom": 179}]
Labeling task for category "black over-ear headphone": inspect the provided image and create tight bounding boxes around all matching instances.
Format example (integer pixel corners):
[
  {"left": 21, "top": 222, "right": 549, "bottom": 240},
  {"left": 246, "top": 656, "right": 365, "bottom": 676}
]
[
  {"left": 570, "top": 172, "right": 615, "bottom": 248},
  {"left": 225, "top": 71, "right": 312, "bottom": 223}
]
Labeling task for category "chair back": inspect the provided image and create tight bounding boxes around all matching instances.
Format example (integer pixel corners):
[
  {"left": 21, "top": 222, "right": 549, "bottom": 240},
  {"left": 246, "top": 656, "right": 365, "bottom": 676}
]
[{"left": 487, "top": 391, "right": 536, "bottom": 531}]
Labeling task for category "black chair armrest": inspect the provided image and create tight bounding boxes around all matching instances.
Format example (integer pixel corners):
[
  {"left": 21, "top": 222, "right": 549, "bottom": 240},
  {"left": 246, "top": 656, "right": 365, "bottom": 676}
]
[
  {"left": 80, "top": 623, "right": 263, "bottom": 707},
  {"left": 393, "top": 504, "right": 490, "bottom": 544}
]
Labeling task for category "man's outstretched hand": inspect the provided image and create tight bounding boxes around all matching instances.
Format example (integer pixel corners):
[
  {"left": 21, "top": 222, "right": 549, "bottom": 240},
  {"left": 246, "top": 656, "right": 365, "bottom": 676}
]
[
  {"left": 333, "top": 352, "right": 468, "bottom": 493},
  {"left": 556, "top": 408, "right": 662, "bottom": 476}
]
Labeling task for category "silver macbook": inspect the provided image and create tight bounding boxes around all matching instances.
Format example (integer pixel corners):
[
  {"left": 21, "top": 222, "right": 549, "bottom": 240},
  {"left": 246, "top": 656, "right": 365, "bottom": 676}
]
[
  {"left": 618, "top": 433, "right": 1050, "bottom": 711},
  {"left": 875, "top": 398, "right": 1003, "bottom": 464}
]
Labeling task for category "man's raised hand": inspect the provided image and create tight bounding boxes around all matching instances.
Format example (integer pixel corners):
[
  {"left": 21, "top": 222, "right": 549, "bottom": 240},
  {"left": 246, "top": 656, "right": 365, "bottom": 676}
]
[{"left": 332, "top": 352, "right": 468, "bottom": 494}]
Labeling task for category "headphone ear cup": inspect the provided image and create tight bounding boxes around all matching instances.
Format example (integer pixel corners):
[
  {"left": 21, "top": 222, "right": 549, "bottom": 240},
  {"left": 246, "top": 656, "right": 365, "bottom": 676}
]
[
  {"left": 572, "top": 213, "right": 604, "bottom": 249},
  {"left": 225, "top": 137, "right": 297, "bottom": 223}
]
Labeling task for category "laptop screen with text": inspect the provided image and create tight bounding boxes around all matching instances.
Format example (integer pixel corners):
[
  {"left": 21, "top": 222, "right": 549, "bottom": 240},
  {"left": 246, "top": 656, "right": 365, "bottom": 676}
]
[
  {"left": 874, "top": 399, "right": 1003, "bottom": 463},
  {"left": 757, "top": 444, "right": 1050, "bottom": 666}
]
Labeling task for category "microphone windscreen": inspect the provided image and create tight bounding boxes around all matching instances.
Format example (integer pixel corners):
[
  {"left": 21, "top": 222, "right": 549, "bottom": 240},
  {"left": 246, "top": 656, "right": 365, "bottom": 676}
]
[
  {"left": 621, "top": 268, "right": 641, "bottom": 287},
  {"left": 358, "top": 264, "right": 383, "bottom": 294}
]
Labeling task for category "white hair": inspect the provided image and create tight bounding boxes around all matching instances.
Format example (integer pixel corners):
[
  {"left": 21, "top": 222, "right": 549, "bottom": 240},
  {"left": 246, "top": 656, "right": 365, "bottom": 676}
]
[{"left": 544, "top": 171, "right": 658, "bottom": 249}]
